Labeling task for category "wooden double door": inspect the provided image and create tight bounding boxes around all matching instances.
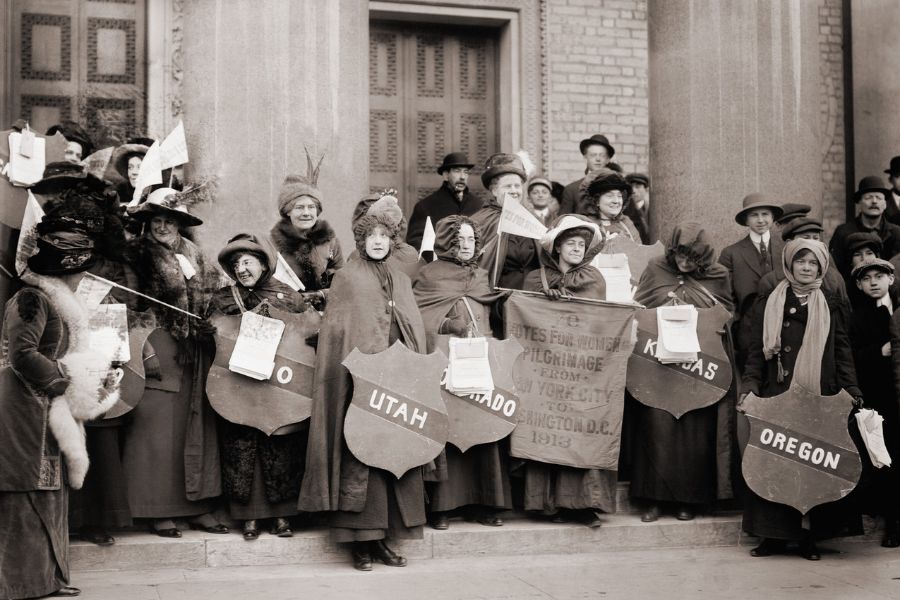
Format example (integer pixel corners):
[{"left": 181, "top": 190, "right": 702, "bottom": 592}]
[
  {"left": 6, "top": 0, "right": 146, "bottom": 145},
  {"left": 369, "top": 21, "right": 500, "bottom": 216}
]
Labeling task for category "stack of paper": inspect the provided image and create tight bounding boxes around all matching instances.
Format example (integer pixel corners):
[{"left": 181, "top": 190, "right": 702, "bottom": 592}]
[
  {"left": 88, "top": 304, "right": 131, "bottom": 363},
  {"left": 655, "top": 304, "right": 700, "bottom": 364},
  {"left": 229, "top": 311, "right": 286, "bottom": 380},
  {"left": 446, "top": 336, "right": 494, "bottom": 397},
  {"left": 7, "top": 131, "right": 46, "bottom": 187},
  {"left": 592, "top": 253, "right": 633, "bottom": 303}
]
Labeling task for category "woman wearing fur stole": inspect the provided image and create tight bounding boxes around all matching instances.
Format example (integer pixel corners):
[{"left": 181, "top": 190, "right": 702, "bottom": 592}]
[
  {"left": 121, "top": 188, "right": 227, "bottom": 538},
  {"left": 269, "top": 158, "right": 343, "bottom": 310},
  {"left": 0, "top": 216, "right": 120, "bottom": 599},
  {"left": 211, "top": 233, "right": 309, "bottom": 541}
]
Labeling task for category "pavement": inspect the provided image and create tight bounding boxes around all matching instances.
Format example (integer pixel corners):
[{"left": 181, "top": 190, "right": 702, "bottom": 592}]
[{"left": 72, "top": 541, "right": 900, "bottom": 600}]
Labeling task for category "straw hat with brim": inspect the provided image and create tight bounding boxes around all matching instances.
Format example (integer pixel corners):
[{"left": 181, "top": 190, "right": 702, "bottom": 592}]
[
  {"left": 540, "top": 215, "right": 603, "bottom": 255},
  {"left": 780, "top": 217, "right": 824, "bottom": 241},
  {"left": 31, "top": 161, "right": 106, "bottom": 195},
  {"left": 128, "top": 187, "right": 203, "bottom": 227},
  {"left": 112, "top": 143, "right": 149, "bottom": 179},
  {"left": 854, "top": 175, "right": 890, "bottom": 201},
  {"left": 481, "top": 153, "right": 526, "bottom": 189},
  {"left": 734, "top": 193, "right": 783, "bottom": 225},
  {"left": 775, "top": 202, "right": 811, "bottom": 224},
  {"left": 27, "top": 230, "right": 96, "bottom": 276}
]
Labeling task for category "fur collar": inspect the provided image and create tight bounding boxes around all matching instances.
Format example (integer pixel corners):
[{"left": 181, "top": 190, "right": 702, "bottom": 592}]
[
  {"left": 270, "top": 217, "right": 336, "bottom": 251},
  {"left": 20, "top": 270, "right": 121, "bottom": 489}
]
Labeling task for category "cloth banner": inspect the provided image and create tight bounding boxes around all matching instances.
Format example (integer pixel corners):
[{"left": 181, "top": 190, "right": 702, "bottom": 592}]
[
  {"left": 497, "top": 196, "right": 547, "bottom": 240},
  {"left": 504, "top": 292, "right": 637, "bottom": 469}
]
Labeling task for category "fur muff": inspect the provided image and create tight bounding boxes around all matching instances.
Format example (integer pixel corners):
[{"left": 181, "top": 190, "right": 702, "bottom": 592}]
[{"left": 21, "top": 270, "right": 121, "bottom": 489}]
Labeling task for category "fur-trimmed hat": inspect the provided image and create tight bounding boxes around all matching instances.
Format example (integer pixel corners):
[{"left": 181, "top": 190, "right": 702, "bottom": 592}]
[
  {"left": 277, "top": 148, "right": 326, "bottom": 216},
  {"left": 481, "top": 153, "right": 526, "bottom": 189},
  {"left": 353, "top": 213, "right": 399, "bottom": 257}
]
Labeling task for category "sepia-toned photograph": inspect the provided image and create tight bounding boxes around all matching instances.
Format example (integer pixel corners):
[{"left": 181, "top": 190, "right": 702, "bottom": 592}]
[{"left": 0, "top": 0, "right": 898, "bottom": 598}]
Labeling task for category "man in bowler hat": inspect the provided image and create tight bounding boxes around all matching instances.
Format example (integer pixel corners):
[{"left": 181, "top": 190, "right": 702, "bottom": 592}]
[
  {"left": 830, "top": 175, "right": 900, "bottom": 280},
  {"left": 558, "top": 134, "right": 615, "bottom": 215},
  {"left": 406, "top": 152, "right": 483, "bottom": 251},
  {"left": 719, "top": 193, "right": 784, "bottom": 363},
  {"left": 884, "top": 157, "right": 900, "bottom": 226}
]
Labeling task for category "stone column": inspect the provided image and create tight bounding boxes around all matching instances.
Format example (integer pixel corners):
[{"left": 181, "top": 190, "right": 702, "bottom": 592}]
[
  {"left": 179, "top": 0, "right": 368, "bottom": 256},
  {"left": 647, "top": 0, "right": 839, "bottom": 250}
]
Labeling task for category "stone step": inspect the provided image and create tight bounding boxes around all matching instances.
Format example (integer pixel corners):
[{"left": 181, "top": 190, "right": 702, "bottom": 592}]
[{"left": 72, "top": 512, "right": 746, "bottom": 573}]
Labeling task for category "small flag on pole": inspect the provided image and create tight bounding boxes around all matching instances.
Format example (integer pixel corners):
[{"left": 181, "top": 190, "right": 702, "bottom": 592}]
[
  {"left": 15, "top": 191, "right": 45, "bottom": 275},
  {"left": 497, "top": 195, "right": 547, "bottom": 240},
  {"left": 273, "top": 252, "right": 305, "bottom": 291},
  {"left": 159, "top": 121, "right": 189, "bottom": 170},
  {"left": 419, "top": 216, "right": 436, "bottom": 260},
  {"left": 129, "top": 140, "right": 162, "bottom": 206}
]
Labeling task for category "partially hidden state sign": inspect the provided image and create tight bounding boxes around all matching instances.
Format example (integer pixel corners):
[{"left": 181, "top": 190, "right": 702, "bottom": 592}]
[
  {"left": 343, "top": 341, "right": 449, "bottom": 478},
  {"left": 626, "top": 303, "right": 733, "bottom": 418},
  {"left": 602, "top": 237, "right": 664, "bottom": 286},
  {"left": 741, "top": 382, "right": 862, "bottom": 514},
  {"left": 104, "top": 311, "right": 156, "bottom": 420},
  {"left": 504, "top": 292, "right": 637, "bottom": 469},
  {"left": 432, "top": 334, "right": 524, "bottom": 452},
  {"left": 207, "top": 306, "right": 320, "bottom": 435}
]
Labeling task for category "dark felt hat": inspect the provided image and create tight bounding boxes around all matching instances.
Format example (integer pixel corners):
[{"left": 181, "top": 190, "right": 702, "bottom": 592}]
[
  {"left": 734, "top": 193, "right": 783, "bottom": 225},
  {"left": 217, "top": 232, "right": 275, "bottom": 276},
  {"left": 625, "top": 172, "right": 649, "bottom": 187},
  {"left": 846, "top": 231, "right": 883, "bottom": 255},
  {"left": 775, "top": 203, "right": 812, "bottom": 224},
  {"left": 780, "top": 217, "right": 823, "bottom": 241},
  {"left": 579, "top": 134, "right": 615, "bottom": 158},
  {"left": 112, "top": 143, "right": 149, "bottom": 179},
  {"left": 437, "top": 152, "right": 474, "bottom": 174},
  {"left": 46, "top": 120, "right": 94, "bottom": 158},
  {"left": 128, "top": 187, "right": 203, "bottom": 227},
  {"left": 27, "top": 225, "right": 96, "bottom": 276},
  {"left": 30, "top": 161, "right": 106, "bottom": 195},
  {"left": 855, "top": 175, "right": 889, "bottom": 201},
  {"left": 585, "top": 168, "right": 630, "bottom": 198},
  {"left": 884, "top": 156, "right": 900, "bottom": 178},
  {"left": 480, "top": 153, "right": 526, "bottom": 189},
  {"left": 851, "top": 257, "right": 894, "bottom": 280}
]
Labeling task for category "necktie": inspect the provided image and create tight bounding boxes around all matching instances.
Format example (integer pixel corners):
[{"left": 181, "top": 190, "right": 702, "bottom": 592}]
[{"left": 759, "top": 239, "right": 768, "bottom": 268}]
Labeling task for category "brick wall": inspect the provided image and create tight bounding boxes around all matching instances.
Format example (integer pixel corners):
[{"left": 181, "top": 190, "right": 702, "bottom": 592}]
[
  {"left": 818, "top": 0, "right": 848, "bottom": 237},
  {"left": 545, "top": 0, "right": 650, "bottom": 185}
]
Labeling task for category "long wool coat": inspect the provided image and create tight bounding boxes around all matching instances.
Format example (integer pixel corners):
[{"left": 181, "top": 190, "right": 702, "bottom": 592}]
[
  {"left": 741, "top": 288, "right": 863, "bottom": 541},
  {"left": 297, "top": 256, "right": 427, "bottom": 529}
]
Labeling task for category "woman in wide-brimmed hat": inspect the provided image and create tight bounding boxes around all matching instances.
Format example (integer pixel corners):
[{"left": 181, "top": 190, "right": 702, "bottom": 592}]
[
  {"left": 122, "top": 187, "right": 228, "bottom": 538},
  {"left": 0, "top": 214, "right": 121, "bottom": 599},
  {"left": 111, "top": 142, "right": 149, "bottom": 206},
  {"left": 469, "top": 153, "right": 538, "bottom": 289}
]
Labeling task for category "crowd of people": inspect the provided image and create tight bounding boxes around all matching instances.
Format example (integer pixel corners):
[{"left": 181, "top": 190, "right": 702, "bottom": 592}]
[{"left": 1, "top": 121, "right": 899, "bottom": 599}]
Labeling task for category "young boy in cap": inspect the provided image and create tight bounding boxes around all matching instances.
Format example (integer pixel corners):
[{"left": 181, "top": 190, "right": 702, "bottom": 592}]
[
  {"left": 719, "top": 193, "right": 784, "bottom": 363},
  {"left": 843, "top": 232, "right": 886, "bottom": 309},
  {"left": 830, "top": 176, "right": 900, "bottom": 279},
  {"left": 851, "top": 258, "right": 900, "bottom": 548},
  {"left": 624, "top": 172, "right": 651, "bottom": 244}
]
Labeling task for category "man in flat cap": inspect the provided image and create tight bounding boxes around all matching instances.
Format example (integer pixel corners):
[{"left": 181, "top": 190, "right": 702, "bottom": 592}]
[
  {"left": 558, "top": 134, "right": 615, "bottom": 215},
  {"left": 406, "top": 152, "right": 482, "bottom": 251}
]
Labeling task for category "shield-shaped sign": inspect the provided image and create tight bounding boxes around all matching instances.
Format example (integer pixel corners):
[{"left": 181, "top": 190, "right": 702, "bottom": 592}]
[
  {"left": 206, "top": 305, "right": 320, "bottom": 435},
  {"left": 627, "top": 304, "right": 733, "bottom": 418},
  {"left": 103, "top": 311, "right": 157, "bottom": 420},
  {"left": 602, "top": 237, "right": 664, "bottom": 286},
  {"left": 432, "top": 335, "right": 524, "bottom": 452},
  {"left": 741, "top": 383, "right": 862, "bottom": 514},
  {"left": 342, "top": 341, "right": 449, "bottom": 478}
]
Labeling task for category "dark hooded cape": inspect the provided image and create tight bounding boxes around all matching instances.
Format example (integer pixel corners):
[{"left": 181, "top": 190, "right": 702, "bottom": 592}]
[{"left": 298, "top": 257, "right": 427, "bottom": 527}]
